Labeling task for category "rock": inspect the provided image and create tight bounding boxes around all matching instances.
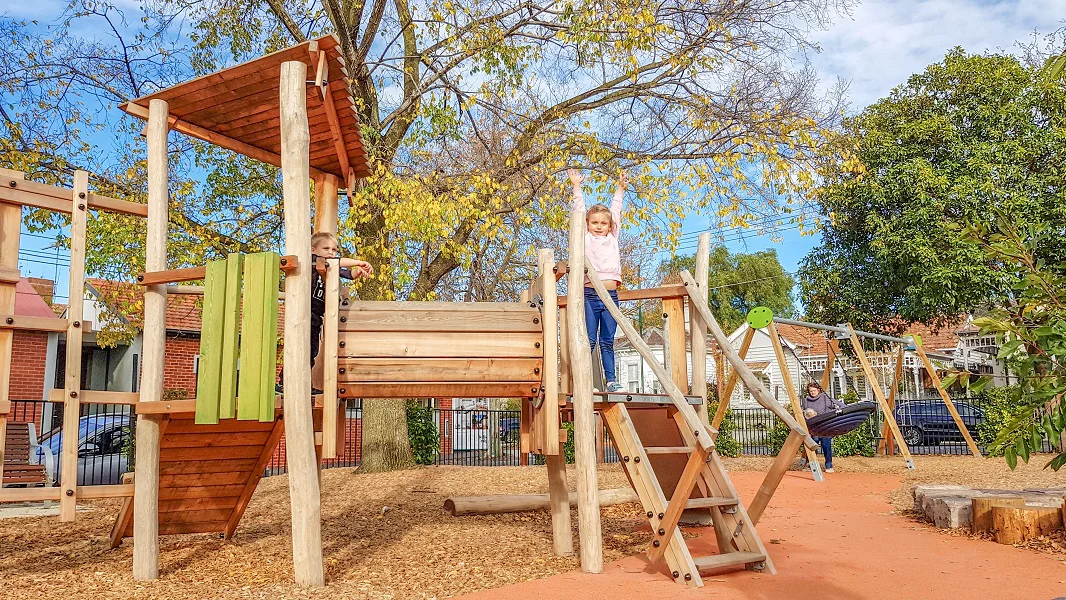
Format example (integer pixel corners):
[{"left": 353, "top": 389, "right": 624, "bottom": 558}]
[
  {"left": 912, "top": 485, "right": 970, "bottom": 512},
  {"left": 927, "top": 496, "right": 973, "bottom": 529}
]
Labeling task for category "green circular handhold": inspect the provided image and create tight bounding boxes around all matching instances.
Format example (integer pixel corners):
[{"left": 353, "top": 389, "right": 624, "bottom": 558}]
[{"left": 746, "top": 306, "right": 773, "bottom": 329}]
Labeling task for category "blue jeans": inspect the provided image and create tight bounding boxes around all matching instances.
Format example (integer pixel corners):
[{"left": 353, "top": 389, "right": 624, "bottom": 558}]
[
  {"left": 584, "top": 287, "right": 619, "bottom": 383},
  {"left": 818, "top": 436, "right": 833, "bottom": 468}
]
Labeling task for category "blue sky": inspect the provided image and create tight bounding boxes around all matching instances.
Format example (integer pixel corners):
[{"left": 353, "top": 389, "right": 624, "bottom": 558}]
[{"left": 12, "top": 0, "right": 1062, "bottom": 302}]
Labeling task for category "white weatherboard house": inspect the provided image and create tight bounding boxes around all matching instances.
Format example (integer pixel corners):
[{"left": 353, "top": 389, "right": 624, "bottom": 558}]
[{"left": 614, "top": 316, "right": 1005, "bottom": 408}]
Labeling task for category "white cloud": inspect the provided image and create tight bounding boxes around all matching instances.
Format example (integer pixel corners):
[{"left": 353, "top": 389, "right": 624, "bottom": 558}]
[{"left": 810, "top": 0, "right": 1064, "bottom": 108}]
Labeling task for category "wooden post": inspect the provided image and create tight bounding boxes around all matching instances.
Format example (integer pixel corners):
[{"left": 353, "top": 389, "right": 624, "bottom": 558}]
[
  {"left": 679, "top": 270, "right": 816, "bottom": 449},
  {"left": 847, "top": 325, "right": 915, "bottom": 469},
  {"left": 0, "top": 169, "right": 21, "bottom": 488},
  {"left": 766, "top": 323, "right": 823, "bottom": 481},
  {"left": 879, "top": 345, "right": 904, "bottom": 456},
  {"left": 59, "top": 170, "right": 90, "bottom": 520},
  {"left": 539, "top": 248, "right": 571, "bottom": 556},
  {"left": 690, "top": 233, "right": 710, "bottom": 422},
  {"left": 820, "top": 339, "right": 838, "bottom": 393},
  {"left": 568, "top": 210, "right": 602, "bottom": 573},
  {"left": 321, "top": 258, "right": 340, "bottom": 459},
  {"left": 911, "top": 340, "right": 983, "bottom": 457},
  {"left": 748, "top": 429, "right": 805, "bottom": 524},
  {"left": 538, "top": 249, "right": 560, "bottom": 454},
  {"left": 711, "top": 327, "right": 754, "bottom": 431},
  {"left": 280, "top": 60, "right": 325, "bottom": 587},
  {"left": 663, "top": 297, "right": 687, "bottom": 393},
  {"left": 312, "top": 173, "right": 340, "bottom": 234},
  {"left": 133, "top": 99, "right": 169, "bottom": 580}
]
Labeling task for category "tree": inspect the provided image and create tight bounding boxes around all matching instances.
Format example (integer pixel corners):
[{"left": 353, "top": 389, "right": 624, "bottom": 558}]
[
  {"left": 798, "top": 49, "right": 1066, "bottom": 335},
  {"left": 2, "top": 0, "right": 848, "bottom": 471},
  {"left": 659, "top": 246, "right": 796, "bottom": 331}
]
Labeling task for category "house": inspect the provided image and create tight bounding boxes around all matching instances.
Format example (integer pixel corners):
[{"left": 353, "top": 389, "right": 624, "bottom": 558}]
[
  {"left": 6, "top": 278, "right": 61, "bottom": 428},
  {"left": 614, "top": 316, "right": 1004, "bottom": 409}
]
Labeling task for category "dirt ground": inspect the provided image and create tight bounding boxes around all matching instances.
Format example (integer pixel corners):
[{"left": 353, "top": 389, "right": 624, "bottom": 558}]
[{"left": 0, "top": 455, "right": 1063, "bottom": 599}]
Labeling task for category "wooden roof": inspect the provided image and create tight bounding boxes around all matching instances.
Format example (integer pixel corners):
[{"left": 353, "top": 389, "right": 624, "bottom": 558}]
[{"left": 120, "top": 35, "right": 370, "bottom": 184}]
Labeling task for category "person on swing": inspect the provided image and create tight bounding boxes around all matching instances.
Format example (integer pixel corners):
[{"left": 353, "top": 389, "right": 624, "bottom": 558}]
[{"left": 803, "top": 382, "right": 844, "bottom": 472}]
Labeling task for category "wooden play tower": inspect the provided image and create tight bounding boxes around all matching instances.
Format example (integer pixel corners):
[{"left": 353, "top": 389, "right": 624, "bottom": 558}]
[{"left": 0, "top": 35, "right": 821, "bottom": 589}]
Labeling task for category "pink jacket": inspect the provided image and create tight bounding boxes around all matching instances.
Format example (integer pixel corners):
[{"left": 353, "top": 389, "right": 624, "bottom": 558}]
[{"left": 571, "top": 185, "right": 623, "bottom": 284}]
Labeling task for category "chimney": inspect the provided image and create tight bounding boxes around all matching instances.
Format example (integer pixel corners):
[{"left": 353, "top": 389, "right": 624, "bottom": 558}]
[{"left": 27, "top": 277, "right": 55, "bottom": 305}]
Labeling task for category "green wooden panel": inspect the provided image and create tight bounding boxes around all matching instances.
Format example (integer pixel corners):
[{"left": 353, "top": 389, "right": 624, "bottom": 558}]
[
  {"left": 195, "top": 259, "right": 228, "bottom": 425},
  {"left": 260, "top": 253, "right": 281, "bottom": 422},
  {"left": 237, "top": 253, "right": 267, "bottom": 421},
  {"left": 218, "top": 253, "right": 244, "bottom": 419}
]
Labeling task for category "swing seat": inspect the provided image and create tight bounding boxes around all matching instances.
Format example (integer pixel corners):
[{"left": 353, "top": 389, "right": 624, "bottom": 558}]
[{"left": 806, "top": 401, "right": 877, "bottom": 437}]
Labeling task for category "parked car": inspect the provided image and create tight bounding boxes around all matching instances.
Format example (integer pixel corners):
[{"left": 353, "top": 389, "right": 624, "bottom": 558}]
[
  {"left": 35, "top": 413, "right": 133, "bottom": 485},
  {"left": 498, "top": 418, "right": 520, "bottom": 443},
  {"left": 893, "top": 400, "right": 983, "bottom": 446}
]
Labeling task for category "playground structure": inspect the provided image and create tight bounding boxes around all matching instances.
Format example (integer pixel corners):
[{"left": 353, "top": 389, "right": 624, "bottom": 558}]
[
  {"left": 714, "top": 312, "right": 983, "bottom": 470},
  {"left": 0, "top": 34, "right": 843, "bottom": 590}
]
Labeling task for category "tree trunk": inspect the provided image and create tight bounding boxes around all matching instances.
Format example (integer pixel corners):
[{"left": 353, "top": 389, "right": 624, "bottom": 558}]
[{"left": 359, "top": 399, "right": 414, "bottom": 472}]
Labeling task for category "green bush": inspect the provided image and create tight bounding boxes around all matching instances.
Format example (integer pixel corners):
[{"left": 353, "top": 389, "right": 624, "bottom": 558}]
[
  {"left": 705, "top": 400, "right": 740, "bottom": 457},
  {"left": 832, "top": 420, "right": 876, "bottom": 457},
  {"left": 405, "top": 401, "right": 440, "bottom": 465},
  {"left": 973, "top": 385, "right": 1028, "bottom": 457},
  {"left": 562, "top": 421, "right": 575, "bottom": 464},
  {"left": 766, "top": 418, "right": 791, "bottom": 456}
]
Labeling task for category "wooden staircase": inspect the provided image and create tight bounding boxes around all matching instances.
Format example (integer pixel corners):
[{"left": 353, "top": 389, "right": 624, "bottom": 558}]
[{"left": 602, "top": 403, "right": 772, "bottom": 588}]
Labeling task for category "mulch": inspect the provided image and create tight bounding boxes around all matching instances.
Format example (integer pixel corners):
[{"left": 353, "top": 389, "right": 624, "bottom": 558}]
[{"left": 0, "top": 454, "right": 1062, "bottom": 598}]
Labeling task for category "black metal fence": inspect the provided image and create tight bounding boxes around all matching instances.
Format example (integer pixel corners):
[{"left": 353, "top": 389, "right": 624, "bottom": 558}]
[
  {"left": 8, "top": 395, "right": 1064, "bottom": 489},
  {"left": 4, "top": 399, "right": 134, "bottom": 487},
  {"left": 730, "top": 396, "right": 1065, "bottom": 457}
]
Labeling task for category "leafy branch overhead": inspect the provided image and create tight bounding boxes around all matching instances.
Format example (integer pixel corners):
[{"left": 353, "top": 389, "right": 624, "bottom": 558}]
[{"left": 3, "top": 0, "right": 847, "bottom": 310}]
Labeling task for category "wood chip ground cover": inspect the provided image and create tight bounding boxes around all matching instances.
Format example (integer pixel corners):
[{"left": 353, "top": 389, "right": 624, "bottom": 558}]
[{"left": 0, "top": 455, "right": 1061, "bottom": 598}]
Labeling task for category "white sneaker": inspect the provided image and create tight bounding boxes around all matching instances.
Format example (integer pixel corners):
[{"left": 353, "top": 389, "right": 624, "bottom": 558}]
[
  {"left": 825, "top": 467, "right": 835, "bottom": 473},
  {"left": 606, "top": 382, "right": 627, "bottom": 393}
]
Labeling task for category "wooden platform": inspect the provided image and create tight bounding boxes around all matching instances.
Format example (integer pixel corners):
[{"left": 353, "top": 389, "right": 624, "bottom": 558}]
[
  {"left": 110, "top": 414, "right": 285, "bottom": 546},
  {"left": 564, "top": 392, "right": 704, "bottom": 406}
]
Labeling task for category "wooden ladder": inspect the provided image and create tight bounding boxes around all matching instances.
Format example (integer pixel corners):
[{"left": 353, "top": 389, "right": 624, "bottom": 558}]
[{"left": 602, "top": 403, "right": 773, "bottom": 588}]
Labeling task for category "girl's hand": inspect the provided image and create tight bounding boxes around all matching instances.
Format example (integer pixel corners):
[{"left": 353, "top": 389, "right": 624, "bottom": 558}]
[
  {"left": 567, "top": 168, "right": 584, "bottom": 187},
  {"left": 617, "top": 169, "right": 627, "bottom": 189}
]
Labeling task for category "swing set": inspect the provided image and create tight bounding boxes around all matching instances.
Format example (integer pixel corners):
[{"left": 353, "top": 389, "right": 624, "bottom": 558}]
[{"left": 714, "top": 309, "right": 983, "bottom": 475}]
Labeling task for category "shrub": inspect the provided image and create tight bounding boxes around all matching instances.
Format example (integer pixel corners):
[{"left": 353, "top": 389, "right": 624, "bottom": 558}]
[
  {"left": 705, "top": 400, "right": 740, "bottom": 457},
  {"left": 826, "top": 389, "right": 875, "bottom": 457},
  {"left": 766, "top": 418, "right": 791, "bottom": 456},
  {"left": 405, "top": 401, "right": 440, "bottom": 465},
  {"left": 973, "top": 385, "right": 1029, "bottom": 457},
  {"left": 562, "top": 421, "right": 575, "bottom": 464},
  {"left": 831, "top": 420, "right": 876, "bottom": 457}
]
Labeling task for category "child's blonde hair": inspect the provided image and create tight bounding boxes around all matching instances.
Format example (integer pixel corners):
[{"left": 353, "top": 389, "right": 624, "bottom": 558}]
[
  {"left": 586, "top": 204, "right": 613, "bottom": 229},
  {"left": 311, "top": 231, "right": 339, "bottom": 249}
]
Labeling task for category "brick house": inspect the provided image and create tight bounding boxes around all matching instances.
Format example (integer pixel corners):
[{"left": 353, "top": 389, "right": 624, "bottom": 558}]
[{"left": 6, "top": 278, "right": 60, "bottom": 429}]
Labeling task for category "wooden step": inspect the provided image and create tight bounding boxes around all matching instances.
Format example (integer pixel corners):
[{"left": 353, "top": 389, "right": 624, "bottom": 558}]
[
  {"left": 693, "top": 551, "right": 766, "bottom": 573},
  {"left": 644, "top": 446, "right": 693, "bottom": 455},
  {"left": 685, "top": 496, "right": 738, "bottom": 509}
]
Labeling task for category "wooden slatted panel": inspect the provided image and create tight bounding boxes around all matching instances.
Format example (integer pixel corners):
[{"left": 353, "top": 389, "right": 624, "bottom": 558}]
[
  {"left": 160, "top": 431, "right": 273, "bottom": 449},
  {"left": 218, "top": 254, "right": 244, "bottom": 419},
  {"left": 338, "top": 332, "right": 542, "bottom": 358},
  {"left": 259, "top": 254, "right": 281, "bottom": 422},
  {"left": 340, "top": 382, "right": 541, "bottom": 399},
  {"left": 159, "top": 496, "right": 242, "bottom": 512},
  {"left": 341, "top": 309, "right": 541, "bottom": 332},
  {"left": 195, "top": 259, "right": 228, "bottom": 424},
  {"left": 121, "top": 36, "right": 370, "bottom": 179},
  {"left": 338, "top": 358, "right": 542, "bottom": 382},
  {"left": 118, "top": 415, "right": 285, "bottom": 541}
]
